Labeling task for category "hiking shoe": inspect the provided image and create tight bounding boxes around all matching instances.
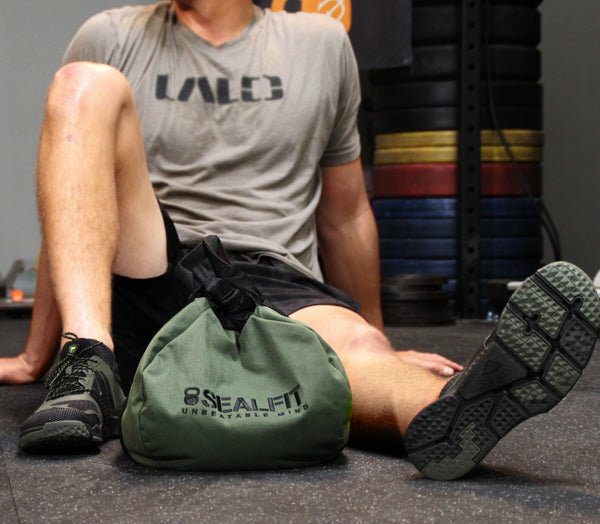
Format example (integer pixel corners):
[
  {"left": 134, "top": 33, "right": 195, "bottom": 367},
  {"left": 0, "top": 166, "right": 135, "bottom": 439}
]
[
  {"left": 404, "top": 261, "right": 600, "bottom": 480},
  {"left": 19, "top": 333, "right": 126, "bottom": 453}
]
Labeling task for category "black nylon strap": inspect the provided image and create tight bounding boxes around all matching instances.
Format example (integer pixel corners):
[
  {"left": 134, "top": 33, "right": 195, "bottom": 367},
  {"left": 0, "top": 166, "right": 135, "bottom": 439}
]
[{"left": 177, "top": 236, "right": 269, "bottom": 331}]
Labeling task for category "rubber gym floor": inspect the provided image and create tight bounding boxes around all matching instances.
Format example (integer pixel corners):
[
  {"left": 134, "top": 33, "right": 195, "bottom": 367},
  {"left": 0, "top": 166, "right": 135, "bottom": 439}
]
[{"left": 1, "top": 315, "right": 599, "bottom": 523}]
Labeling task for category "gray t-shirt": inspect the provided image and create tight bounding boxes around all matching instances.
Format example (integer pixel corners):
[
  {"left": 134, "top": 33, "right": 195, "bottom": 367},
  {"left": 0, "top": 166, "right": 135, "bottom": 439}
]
[{"left": 62, "top": 2, "right": 361, "bottom": 280}]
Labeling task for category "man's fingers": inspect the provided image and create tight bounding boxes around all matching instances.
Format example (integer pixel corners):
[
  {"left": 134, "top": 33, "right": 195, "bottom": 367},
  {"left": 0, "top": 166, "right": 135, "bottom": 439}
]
[{"left": 397, "top": 350, "right": 464, "bottom": 376}]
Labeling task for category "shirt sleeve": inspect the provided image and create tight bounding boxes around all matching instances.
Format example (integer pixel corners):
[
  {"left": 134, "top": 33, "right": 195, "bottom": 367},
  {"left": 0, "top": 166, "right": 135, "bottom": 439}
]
[
  {"left": 319, "top": 29, "right": 362, "bottom": 167},
  {"left": 61, "top": 11, "right": 119, "bottom": 66}
]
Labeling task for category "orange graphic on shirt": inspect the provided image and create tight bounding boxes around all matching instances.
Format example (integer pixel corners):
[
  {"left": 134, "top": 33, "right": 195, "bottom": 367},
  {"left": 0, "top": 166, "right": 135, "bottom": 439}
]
[{"left": 270, "top": 0, "right": 352, "bottom": 32}]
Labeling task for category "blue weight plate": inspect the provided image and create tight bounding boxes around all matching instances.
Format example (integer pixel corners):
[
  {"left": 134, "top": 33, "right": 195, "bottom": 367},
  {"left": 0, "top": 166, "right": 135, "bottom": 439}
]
[
  {"left": 379, "top": 238, "right": 542, "bottom": 259},
  {"left": 381, "top": 258, "right": 541, "bottom": 278},
  {"left": 377, "top": 217, "right": 541, "bottom": 238},
  {"left": 373, "top": 198, "right": 457, "bottom": 218},
  {"left": 373, "top": 197, "right": 540, "bottom": 219},
  {"left": 482, "top": 197, "right": 540, "bottom": 217},
  {"left": 377, "top": 218, "right": 457, "bottom": 238}
]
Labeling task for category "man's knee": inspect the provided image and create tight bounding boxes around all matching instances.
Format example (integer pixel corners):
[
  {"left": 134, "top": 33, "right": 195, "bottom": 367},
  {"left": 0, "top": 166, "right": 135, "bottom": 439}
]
[
  {"left": 341, "top": 321, "right": 394, "bottom": 358},
  {"left": 45, "top": 62, "right": 133, "bottom": 119}
]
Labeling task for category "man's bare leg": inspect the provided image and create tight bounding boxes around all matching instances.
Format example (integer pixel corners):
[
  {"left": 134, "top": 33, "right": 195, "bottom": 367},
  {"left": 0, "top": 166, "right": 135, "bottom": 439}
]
[
  {"left": 36, "top": 62, "right": 167, "bottom": 348},
  {"left": 290, "top": 305, "right": 451, "bottom": 443},
  {"left": 293, "top": 261, "right": 600, "bottom": 480},
  {"left": 18, "top": 62, "right": 167, "bottom": 452}
]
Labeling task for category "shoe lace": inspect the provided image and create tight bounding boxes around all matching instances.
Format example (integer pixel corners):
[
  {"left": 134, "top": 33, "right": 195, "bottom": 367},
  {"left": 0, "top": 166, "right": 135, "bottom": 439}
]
[{"left": 44, "top": 333, "right": 102, "bottom": 397}]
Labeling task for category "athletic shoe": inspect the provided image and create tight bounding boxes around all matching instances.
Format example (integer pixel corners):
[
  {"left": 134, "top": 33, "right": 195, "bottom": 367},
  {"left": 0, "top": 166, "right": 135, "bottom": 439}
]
[
  {"left": 19, "top": 333, "right": 126, "bottom": 453},
  {"left": 404, "top": 261, "right": 600, "bottom": 480}
]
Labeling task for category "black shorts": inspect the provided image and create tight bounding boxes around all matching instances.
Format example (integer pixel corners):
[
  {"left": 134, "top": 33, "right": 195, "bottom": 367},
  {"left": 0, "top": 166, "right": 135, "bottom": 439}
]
[{"left": 112, "top": 204, "right": 361, "bottom": 392}]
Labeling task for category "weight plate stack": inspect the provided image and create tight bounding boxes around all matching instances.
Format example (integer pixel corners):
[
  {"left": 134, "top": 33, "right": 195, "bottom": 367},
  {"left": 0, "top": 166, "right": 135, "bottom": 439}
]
[
  {"left": 381, "top": 274, "right": 453, "bottom": 326},
  {"left": 369, "top": 1, "right": 545, "bottom": 318},
  {"left": 374, "top": 196, "right": 543, "bottom": 316}
]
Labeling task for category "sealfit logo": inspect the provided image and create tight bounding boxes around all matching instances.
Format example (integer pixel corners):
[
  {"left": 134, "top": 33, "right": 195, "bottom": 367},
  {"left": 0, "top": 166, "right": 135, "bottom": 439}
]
[{"left": 181, "top": 384, "right": 309, "bottom": 419}]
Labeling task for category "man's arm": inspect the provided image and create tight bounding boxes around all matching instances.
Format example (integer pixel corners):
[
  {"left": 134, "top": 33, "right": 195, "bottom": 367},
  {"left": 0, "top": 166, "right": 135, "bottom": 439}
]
[
  {"left": 316, "top": 157, "right": 384, "bottom": 330},
  {"left": 316, "top": 158, "right": 463, "bottom": 375},
  {"left": 0, "top": 243, "right": 61, "bottom": 383}
]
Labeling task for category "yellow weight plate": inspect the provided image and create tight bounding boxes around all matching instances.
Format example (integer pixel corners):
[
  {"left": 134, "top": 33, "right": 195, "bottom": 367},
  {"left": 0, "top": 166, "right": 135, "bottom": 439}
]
[
  {"left": 375, "top": 146, "right": 458, "bottom": 164},
  {"left": 375, "top": 129, "right": 544, "bottom": 150},
  {"left": 481, "top": 145, "right": 543, "bottom": 163},
  {"left": 374, "top": 145, "right": 543, "bottom": 165}
]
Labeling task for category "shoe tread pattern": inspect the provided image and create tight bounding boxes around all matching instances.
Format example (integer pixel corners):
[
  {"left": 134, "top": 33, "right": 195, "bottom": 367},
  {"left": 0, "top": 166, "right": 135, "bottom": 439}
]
[{"left": 405, "top": 262, "right": 600, "bottom": 480}]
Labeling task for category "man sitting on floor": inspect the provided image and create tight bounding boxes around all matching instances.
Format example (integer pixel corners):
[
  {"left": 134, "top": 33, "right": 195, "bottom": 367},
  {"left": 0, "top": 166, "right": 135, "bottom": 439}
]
[{"left": 1, "top": 0, "right": 598, "bottom": 480}]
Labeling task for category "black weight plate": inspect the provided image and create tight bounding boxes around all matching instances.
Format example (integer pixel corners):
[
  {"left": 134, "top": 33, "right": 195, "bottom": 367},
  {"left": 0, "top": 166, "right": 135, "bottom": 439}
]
[
  {"left": 370, "top": 45, "right": 541, "bottom": 84},
  {"left": 380, "top": 258, "right": 541, "bottom": 279},
  {"left": 413, "top": 1, "right": 542, "bottom": 7},
  {"left": 382, "top": 273, "right": 448, "bottom": 289},
  {"left": 373, "top": 106, "right": 542, "bottom": 134},
  {"left": 372, "top": 197, "right": 540, "bottom": 219},
  {"left": 376, "top": 217, "right": 541, "bottom": 239},
  {"left": 382, "top": 304, "right": 454, "bottom": 327},
  {"left": 413, "top": 6, "right": 541, "bottom": 46},
  {"left": 379, "top": 238, "right": 542, "bottom": 259},
  {"left": 381, "top": 289, "right": 451, "bottom": 302},
  {"left": 372, "top": 81, "right": 542, "bottom": 110}
]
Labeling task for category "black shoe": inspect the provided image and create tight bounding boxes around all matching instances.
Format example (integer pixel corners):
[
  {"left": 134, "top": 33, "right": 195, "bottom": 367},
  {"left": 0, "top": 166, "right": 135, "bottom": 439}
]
[
  {"left": 404, "top": 262, "right": 600, "bottom": 480},
  {"left": 19, "top": 333, "right": 126, "bottom": 453}
]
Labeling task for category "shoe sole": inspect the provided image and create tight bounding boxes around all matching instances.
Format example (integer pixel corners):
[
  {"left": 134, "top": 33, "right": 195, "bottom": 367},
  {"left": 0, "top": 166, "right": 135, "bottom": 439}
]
[
  {"left": 19, "top": 420, "right": 103, "bottom": 454},
  {"left": 404, "top": 262, "right": 600, "bottom": 480}
]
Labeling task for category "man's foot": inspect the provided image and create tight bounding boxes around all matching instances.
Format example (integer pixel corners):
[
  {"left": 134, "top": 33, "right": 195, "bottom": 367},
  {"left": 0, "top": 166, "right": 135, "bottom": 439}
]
[
  {"left": 404, "top": 262, "right": 600, "bottom": 480},
  {"left": 19, "top": 333, "right": 126, "bottom": 453}
]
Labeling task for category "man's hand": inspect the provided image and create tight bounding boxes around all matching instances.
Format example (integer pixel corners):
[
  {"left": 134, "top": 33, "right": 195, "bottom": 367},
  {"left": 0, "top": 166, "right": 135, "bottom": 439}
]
[
  {"left": 396, "top": 350, "right": 464, "bottom": 377},
  {"left": 0, "top": 354, "right": 44, "bottom": 384}
]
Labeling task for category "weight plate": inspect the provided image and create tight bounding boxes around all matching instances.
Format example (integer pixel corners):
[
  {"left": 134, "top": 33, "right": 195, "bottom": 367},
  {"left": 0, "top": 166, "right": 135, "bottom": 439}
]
[
  {"left": 481, "top": 196, "right": 539, "bottom": 217},
  {"left": 376, "top": 216, "right": 540, "bottom": 238},
  {"left": 380, "top": 258, "right": 541, "bottom": 279},
  {"left": 382, "top": 289, "right": 451, "bottom": 301},
  {"left": 382, "top": 301, "right": 454, "bottom": 326},
  {"left": 374, "top": 145, "right": 542, "bottom": 165},
  {"left": 377, "top": 217, "right": 457, "bottom": 238},
  {"left": 369, "top": 45, "right": 541, "bottom": 84},
  {"left": 375, "top": 129, "right": 544, "bottom": 149},
  {"left": 372, "top": 197, "right": 540, "bottom": 219},
  {"left": 382, "top": 273, "right": 448, "bottom": 287},
  {"left": 413, "top": 0, "right": 542, "bottom": 7},
  {"left": 413, "top": 6, "right": 541, "bottom": 46},
  {"left": 373, "top": 106, "right": 543, "bottom": 134},
  {"left": 379, "top": 238, "right": 542, "bottom": 259},
  {"left": 482, "top": 217, "right": 541, "bottom": 237},
  {"left": 373, "top": 81, "right": 543, "bottom": 110},
  {"left": 372, "top": 163, "right": 542, "bottom": 197}
]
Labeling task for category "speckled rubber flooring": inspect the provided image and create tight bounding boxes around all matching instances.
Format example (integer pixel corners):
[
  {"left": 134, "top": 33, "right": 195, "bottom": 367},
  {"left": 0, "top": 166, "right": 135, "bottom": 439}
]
[{"left": 2, "top": 316, "right": 599, "bottom": 523}]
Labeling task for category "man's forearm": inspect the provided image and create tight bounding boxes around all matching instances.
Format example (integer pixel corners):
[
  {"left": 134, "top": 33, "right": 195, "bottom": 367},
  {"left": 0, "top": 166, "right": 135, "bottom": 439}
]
[{"left": 318, "top": 208, "right": 384, "bottom": 331}]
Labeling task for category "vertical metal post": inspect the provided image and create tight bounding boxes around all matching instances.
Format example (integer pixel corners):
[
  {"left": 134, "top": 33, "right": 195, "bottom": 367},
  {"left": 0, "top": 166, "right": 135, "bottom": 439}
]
[{"left": 458, "top": 0, "right": 482, "bottom": 318}]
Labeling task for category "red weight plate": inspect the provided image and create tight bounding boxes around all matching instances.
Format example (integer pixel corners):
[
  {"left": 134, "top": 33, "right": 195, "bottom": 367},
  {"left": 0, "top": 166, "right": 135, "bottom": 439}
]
[{"left": 372, "top": 163, "right": 542, "bottom": 197}]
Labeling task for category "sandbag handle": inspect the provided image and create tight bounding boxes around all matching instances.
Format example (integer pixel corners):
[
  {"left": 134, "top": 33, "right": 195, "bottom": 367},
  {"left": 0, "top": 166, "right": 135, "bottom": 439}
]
[{"left": 178, "top": 236, "right": 266, "bottom": 331}]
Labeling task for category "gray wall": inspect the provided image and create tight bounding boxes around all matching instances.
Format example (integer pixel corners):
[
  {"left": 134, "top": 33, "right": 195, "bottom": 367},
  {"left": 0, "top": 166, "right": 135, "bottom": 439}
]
[{"left": 1, "top": 1, "right": 600, "bottom": 279}]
